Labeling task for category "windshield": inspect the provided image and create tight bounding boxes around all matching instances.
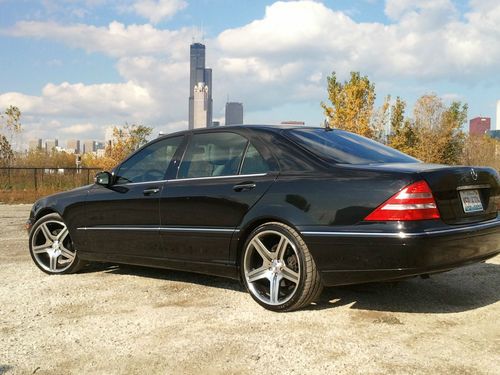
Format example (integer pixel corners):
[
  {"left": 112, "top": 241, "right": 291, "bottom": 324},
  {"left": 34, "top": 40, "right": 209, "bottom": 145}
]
[{"left": 286, "top": 128, "right": 419, "bottom": 165}]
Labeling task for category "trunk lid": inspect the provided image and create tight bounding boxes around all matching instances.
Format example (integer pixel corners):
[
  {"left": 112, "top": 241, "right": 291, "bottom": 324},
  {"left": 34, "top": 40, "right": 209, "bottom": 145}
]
[
  {"left": 417, "top": 165, "right": 499, "bottom": 224},
  {"left": 344, "top": 163, "right": 499, "bottom": 224}
]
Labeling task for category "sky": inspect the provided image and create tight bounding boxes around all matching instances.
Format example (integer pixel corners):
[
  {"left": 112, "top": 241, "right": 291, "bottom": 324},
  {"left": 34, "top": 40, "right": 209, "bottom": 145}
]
[{"left": 0, "top": 0, "right": 499, "bottom": 149}]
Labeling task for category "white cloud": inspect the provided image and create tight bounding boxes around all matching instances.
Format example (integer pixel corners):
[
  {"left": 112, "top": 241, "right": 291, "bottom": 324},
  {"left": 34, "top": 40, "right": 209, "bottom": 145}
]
[
  {"left": 3, "top": 0, "right": 500, "bottom": 144},
  {"left": 60, "top": 123, "right": 95, "bottom": 134},
  {"left": 8, "top": 21, "right": 195, "bottom": 59},
  {"left": 132, "top": 0, "right": 187, "bottom": 24}
]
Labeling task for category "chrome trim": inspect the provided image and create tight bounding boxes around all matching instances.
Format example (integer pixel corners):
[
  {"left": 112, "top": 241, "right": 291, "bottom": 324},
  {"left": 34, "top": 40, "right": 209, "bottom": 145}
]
[
  {"left": 77, "top": 226, "right": 239, "bottom": 234},
  {"left": 457, "top": 184, "right": 490, "bottom": 191},
  {"left": 171, "top": 173, "right": 267, "bottom": 183},
  {"left": 301, "top": 219, "right": 500, "bottom": 239}
]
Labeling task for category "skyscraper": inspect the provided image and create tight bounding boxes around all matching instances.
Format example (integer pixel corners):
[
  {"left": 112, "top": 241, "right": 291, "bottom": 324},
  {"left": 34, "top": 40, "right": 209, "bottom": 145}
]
[
  {"left": 188, "top": 43, "right": 213, "bottom": 129},
  {"left": 66, "top": 139, "right": 80, "bottom": 154},
  {"left": 193, "top": 83, "right": 209, "bottom": 129},
  {"left": 28, "top": 139, "right": 42, "bottom": 151},
  {"left": 225, "top": 102, "right": 244, "bottom": 125},
  {"left": 45, "top": 139, "right": 58, "bottom": 152}
]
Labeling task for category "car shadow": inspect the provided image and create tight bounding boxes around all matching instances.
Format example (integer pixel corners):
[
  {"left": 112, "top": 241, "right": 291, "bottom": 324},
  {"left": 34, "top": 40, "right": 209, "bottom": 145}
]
[
  {"left": 309, "top": 262, "right": 500, "bottom": 313},
  {"left": 81, "top": 261, "right": 500, "bottom": 313},
  {"left": 87, "top": 262, "right": 244, "bottom": 293}
]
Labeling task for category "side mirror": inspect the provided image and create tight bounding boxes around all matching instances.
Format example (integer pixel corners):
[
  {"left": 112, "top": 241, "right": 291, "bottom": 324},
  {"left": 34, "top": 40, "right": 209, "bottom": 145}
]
[{"left": 95, "top": 171, "right": 113, "bottom": 186}]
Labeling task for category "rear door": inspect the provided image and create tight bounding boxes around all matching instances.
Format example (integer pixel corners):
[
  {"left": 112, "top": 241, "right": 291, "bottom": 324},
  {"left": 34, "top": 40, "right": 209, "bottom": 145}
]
[{"left": 160, "top": 130, "right": 278, "bottom": 263}]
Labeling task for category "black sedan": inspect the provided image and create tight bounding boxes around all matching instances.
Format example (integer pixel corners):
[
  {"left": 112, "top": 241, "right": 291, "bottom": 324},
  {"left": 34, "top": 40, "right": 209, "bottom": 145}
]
[{"left": 27, "top": 125, "right": 500, "bottom": 311}]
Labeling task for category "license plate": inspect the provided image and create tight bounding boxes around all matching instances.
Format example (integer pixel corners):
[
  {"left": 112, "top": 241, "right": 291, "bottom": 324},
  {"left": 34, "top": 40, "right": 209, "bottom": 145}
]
[{"left": 459, "top": 190, "right": 483, "bottom": 213}]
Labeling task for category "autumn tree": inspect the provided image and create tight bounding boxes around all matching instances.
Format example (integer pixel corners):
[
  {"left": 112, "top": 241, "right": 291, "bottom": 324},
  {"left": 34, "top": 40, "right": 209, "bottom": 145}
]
[
  {"left": 0, "top": 106, "right": 22, "bottom": 166},
  {"left": 80, "top": 124, "right": 153, "bottom": 170},
  {"left": 461, "top": 134, "right": 500, "bottom": 171},
  {"left": 321, "top": 72, "right": 377, "bottom": 138},
  {"left": 411, "top": 94, "right": 466, "bottom": 164},
  {"left": 388, "top": 97, "right": 417, "bottom": 154}
]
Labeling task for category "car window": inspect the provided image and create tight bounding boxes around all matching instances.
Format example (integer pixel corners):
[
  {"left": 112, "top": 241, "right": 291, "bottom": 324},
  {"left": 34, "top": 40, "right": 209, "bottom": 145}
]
[
  {"left": 286, "top": 128, "right": 419, "bottom": 165},
  {"left": 178, "top": 132, "right": 248, "bottom": 179},
  {"left": 241, "top": 143, "right": 269, "bottom": 174},
  {"left": 116, "top": 136, "right": 182, "bottom": 184}
]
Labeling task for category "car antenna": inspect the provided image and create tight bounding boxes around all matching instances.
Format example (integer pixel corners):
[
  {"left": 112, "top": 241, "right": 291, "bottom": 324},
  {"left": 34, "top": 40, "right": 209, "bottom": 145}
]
[{"left": 323, "top": 119, "right": 334, "bottom": 131}]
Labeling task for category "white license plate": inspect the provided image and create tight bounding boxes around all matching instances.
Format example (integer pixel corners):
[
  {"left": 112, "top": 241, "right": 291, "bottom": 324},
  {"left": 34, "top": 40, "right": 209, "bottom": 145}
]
[{"left": 459, "top": 190, "right": 483, "bottom": 213}]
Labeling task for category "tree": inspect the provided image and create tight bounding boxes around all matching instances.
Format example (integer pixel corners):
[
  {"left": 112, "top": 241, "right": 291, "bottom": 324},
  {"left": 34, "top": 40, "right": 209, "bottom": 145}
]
[
  {"left": 411, "top": 94, "right": 466, "bottom": 164},
  {"left": 103, "top": 124, "right": 153, "bottom": 168},
  {"left": 0, "top": 106, "right": 22, "bottom": 166},
  {"left": 321, "top": 72, "right": 376, "bottom": 138},
  {"left": 461, "top": 134, "right": 500, "bottom": 171},
  {"left": 0, "top": 135, "right": 13, "bottom": 167},
  {"left": 387, "top": 97, "right": 418, "bottom": 154}
]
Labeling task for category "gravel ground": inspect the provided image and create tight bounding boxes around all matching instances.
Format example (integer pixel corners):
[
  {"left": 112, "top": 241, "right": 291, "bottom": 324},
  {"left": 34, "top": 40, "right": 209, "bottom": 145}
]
[{"left": 1, "top": 204, "right": 499, "bottom": 374}]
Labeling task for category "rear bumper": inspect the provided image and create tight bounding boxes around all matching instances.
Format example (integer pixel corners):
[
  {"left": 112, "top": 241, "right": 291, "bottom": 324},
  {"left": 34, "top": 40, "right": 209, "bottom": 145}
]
[{"left": 300, "top": 218, "right": 500, "bottom": 286}]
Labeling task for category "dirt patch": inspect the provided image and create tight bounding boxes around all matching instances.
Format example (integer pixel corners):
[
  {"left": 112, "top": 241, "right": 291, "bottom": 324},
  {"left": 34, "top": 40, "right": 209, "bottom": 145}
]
[{"left": 1, "top": 204, "right": 499, "bottom": 374}]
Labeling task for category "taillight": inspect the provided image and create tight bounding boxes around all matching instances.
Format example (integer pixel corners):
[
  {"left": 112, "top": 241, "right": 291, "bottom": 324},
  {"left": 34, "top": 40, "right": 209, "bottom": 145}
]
[{"left": 365, "top": 180, "right": 440, "bottom": 221}]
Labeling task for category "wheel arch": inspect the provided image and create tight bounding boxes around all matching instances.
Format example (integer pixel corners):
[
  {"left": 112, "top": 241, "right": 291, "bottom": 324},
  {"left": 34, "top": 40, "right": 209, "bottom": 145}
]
[
  {"left": 234, "top": 215, "right": 301, "bottom": 268},
  {"left": 35, "top": 207, "right": 59, "bottom": 222}
]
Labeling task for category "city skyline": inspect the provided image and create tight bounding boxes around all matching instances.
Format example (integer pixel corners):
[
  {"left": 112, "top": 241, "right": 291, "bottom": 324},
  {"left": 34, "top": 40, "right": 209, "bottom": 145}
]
[{"left": 1, "top": 1, "right": 500, "bottom": 146}]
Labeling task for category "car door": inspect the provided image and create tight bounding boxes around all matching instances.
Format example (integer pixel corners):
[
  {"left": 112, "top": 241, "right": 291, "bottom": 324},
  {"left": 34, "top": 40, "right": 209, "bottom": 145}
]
[
  {"left": 83, "top": 135, "right": 184, "bottom": 259},
  {"left": 160, "top": 130, "right": 278, "bottom": 263}
]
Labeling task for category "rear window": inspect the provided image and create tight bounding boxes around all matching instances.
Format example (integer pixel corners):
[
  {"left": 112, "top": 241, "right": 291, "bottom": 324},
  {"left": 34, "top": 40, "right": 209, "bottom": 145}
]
[{"left": 286, "top": 128, "right": 419, "bottom": 165}]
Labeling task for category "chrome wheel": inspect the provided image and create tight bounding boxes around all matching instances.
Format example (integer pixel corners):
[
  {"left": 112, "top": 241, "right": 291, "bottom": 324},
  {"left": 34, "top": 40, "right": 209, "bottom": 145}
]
[
  {"left": 243, "top": 230, "right": 301, "bottom": 306},
  {"left": 31, "top": 219, "right": 76, "bottom": 273}
]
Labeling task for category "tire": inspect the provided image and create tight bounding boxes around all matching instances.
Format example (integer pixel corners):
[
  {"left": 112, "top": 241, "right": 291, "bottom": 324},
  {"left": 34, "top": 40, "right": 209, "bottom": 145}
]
[
  {"left": 241, "top": 222, "right": 323, "bottom": 312},
  {"left": 29, "top": 213, "right": 85, "bottom": 275}
]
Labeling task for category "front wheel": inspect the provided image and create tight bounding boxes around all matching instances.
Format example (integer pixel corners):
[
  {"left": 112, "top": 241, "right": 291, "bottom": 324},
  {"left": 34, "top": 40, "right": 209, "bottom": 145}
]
[
  {"left": 241, "top": 222, "right": 323, "bottom": 312},
  {"left": 29, "top": 213, "right": 85, "bottom": 274}
]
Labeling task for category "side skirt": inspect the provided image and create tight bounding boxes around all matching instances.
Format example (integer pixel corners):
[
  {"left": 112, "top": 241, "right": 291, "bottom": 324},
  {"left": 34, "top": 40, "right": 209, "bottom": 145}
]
[{"left": 78, "top": 251, "right": 240, "bottom": 280}]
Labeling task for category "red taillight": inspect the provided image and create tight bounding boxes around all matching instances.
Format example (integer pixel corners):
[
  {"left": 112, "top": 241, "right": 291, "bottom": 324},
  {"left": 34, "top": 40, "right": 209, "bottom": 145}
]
[{"left": 365, "top": 180, "right": 440, "bottom": 221}]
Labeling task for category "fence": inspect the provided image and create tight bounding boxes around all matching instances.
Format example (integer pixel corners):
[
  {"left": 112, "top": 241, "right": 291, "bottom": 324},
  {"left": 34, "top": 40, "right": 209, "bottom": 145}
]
[{"left": 0, "top": 167, "right": 101, "bottom": 203}]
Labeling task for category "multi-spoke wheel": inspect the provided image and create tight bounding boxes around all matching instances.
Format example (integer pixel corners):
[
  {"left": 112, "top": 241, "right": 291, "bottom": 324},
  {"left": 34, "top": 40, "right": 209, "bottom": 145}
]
[
  {"left": 241, "top": 222, "right": 323, "bottom": 312},
  {"left": 29, "top": 213, "right": 84, "bottom": 274}
]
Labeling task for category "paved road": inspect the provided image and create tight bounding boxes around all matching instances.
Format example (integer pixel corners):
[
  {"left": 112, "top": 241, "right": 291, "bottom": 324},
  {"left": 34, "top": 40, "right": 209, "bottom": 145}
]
[{"left": 1, "top": 204, "right": 499, "bottom": 374}]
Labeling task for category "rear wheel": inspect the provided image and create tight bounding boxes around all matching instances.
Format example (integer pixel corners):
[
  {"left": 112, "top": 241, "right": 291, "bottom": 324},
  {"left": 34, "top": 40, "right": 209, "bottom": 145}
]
[
  {"left": 29, "top": 213, "right": 85, "bottom": 274},
  {"left": 241, "top": 222, "right": 323, "bottom": 312}
]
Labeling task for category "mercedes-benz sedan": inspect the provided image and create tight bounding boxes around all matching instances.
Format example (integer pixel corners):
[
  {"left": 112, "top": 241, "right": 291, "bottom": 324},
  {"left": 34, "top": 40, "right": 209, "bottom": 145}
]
[{"left": 27, "top": 125, "right": 500, "bottom": 311}]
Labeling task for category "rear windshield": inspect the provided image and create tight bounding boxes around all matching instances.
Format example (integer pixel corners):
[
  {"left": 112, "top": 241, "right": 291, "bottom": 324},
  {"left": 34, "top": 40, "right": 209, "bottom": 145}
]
[{"left": 286, "top": 128, "right": 419, "bottom": 165}]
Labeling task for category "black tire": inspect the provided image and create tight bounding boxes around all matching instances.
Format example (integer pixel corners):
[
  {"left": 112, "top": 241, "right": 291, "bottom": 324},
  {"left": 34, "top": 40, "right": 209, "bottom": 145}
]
[
  {"left": 241, "top": 222, "right": 323, "bottom": 312},
  {"left": 29, "top": 213, "right": 85, "bottom": 275}
]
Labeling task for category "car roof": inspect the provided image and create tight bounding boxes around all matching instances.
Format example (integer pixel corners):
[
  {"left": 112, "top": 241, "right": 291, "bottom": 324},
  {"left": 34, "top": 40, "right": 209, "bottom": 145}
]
[{"left": 159, "top": 124, "right": 321, "bottom": 139}]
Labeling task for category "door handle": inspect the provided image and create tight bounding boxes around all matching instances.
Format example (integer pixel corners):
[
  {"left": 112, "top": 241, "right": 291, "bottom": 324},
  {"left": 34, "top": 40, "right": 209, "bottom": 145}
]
[
  {"left": 143, "top": 187, "right": 160, "bottom": 196},
  {"left": 233, "top": 182, "right": 256, "bottom": 192}
]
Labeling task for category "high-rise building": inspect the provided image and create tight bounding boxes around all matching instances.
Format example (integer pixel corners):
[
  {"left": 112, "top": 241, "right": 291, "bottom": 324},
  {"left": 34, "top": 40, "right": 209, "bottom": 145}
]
[
  {"left": 496, "top": 100, "right": 500, "bottom": 130},
  {"left": 211, "top": 121, "right": 220, "bottom": 127},
  {"left": 225, "top": 102, "right": 244, "bottom": 125},
  {"left": 28, "top": 139, "right": 42, "bottom": 151},
  {"left": 188, "top": 43, "right": 213, "bottom": 129},
  {"left": 45, "top": 139, "right": 58, "bottom": 152},
  {"left": 469, "top": 117, "right": 491, "bottom": 135},
  {"left": 193, "top": 82, "right": 209, "bottom": 129},
  {"left": 66, "top": 139, "right": 80, "bottom": 154},
  {"left": 82, "top": 140, "right": 95, "bottom": 154}
]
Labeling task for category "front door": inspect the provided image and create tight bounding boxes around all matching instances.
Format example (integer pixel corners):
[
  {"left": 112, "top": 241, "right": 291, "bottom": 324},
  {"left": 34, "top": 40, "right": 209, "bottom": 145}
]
[{"left": 84, "top": 135, "right": 183, "bottom": 259}]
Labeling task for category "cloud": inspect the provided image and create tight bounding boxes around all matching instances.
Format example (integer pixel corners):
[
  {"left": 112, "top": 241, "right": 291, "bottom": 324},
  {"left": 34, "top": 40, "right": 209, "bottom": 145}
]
[
  {"left": 60, "top": 123, "right": 95, "bottom": 134},
  {"left": 8, "top": 20, "right": 195, "bottom": 59},
  {"left": 132, "top": 0, "right": 187, "bottom": 24},
  {"left": 3, "top": 0, "right": 500, "bottom": 144}
]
